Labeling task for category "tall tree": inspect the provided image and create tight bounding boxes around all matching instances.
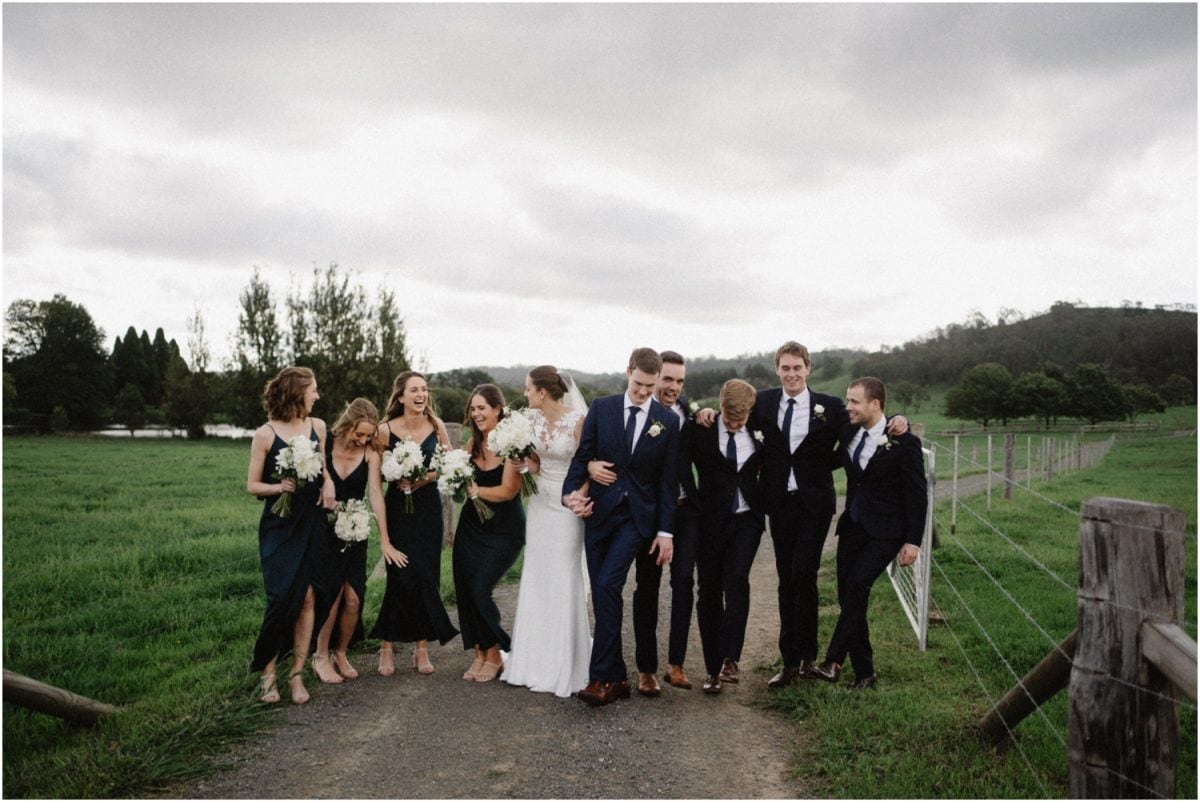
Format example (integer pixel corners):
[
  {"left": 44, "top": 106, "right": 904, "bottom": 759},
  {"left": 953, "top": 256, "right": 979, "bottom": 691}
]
[
  {"left": 1066, "top": 364, "right": 1127, "bottom": 425},
  {"left": 944, "top": 363, "right": 1014, "bottom": 428}
]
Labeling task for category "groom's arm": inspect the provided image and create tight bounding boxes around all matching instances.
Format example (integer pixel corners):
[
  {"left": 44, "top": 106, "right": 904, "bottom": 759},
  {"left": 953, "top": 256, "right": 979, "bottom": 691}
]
[
  {"left": 563, "top": 403, "right": 599, "bottom": 500},
  {"left": 654, "top": 417, "right": 682, "bottom": 537}
]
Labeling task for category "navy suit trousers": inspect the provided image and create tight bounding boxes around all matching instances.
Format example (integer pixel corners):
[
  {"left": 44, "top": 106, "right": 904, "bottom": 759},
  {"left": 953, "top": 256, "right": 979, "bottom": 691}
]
[
  {"left": 584, "top": 503, "right": 645, "bottom": 682},
  {"left": 823, "top": 520, "right": 902, "bottom": 679}
]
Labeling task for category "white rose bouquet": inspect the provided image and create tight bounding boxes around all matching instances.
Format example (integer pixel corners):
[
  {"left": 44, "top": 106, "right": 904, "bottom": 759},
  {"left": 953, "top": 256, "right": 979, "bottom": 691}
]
[
  {"left": 271, "top": 434, "right": 324, "bottom": 518},
  {"left": 434, "top": 447, "right": 493, "bottom": 522},
  {"left": 330, "top": 498, "right": 372, "bottom": 550},
  {"left": 487, "top": 408, "right": 538, "bottom": 497},
  {"left": 381, "top": 439, "right": 429, "bottom": 513}
]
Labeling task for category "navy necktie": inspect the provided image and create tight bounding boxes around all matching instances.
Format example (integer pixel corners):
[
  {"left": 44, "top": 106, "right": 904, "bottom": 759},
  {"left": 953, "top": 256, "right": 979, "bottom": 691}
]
[
  {"left": 625, "top": 406, "right": 640, "bottom": 455},
  {"left": 851, "top": 427, "right": 869, "bottom": 471},
  {"left": 727, "top": 431, "right": 740, "bottom": 512},
  {"left": 781, "top": 398, "right": 796, "bottom": 451}
]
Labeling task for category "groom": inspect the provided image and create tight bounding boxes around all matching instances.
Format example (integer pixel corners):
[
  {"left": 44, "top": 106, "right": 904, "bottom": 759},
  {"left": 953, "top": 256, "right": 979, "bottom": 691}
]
[{"left": 564, "top": 347, "right": 682, "bottom": 707}]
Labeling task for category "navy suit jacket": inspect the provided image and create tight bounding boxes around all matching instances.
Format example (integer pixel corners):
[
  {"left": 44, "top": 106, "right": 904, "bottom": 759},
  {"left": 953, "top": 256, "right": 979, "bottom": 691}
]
[
  {"left": 680, "top": 417, "right": 765, "bottom": 531},
  {"left": 752, "top": 386, "right": 850, "bottom": 518},
  {"left": 837, "top": 421, "right": 928, "bottom": 546},
  {"left": 564, "top": 393, "right": 681, "bottom": 539}
]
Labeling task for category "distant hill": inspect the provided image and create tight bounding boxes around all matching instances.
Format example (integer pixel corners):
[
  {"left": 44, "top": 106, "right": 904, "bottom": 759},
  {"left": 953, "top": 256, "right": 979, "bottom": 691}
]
[{"left": 850, "top": 302, "right": 1196, "bottom": 388}]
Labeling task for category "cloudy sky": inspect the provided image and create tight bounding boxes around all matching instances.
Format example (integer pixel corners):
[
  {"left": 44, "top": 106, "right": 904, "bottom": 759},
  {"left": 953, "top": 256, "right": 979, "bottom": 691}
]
[{"left": 4, "top": 3, "right": 1196, "bottom": 374}]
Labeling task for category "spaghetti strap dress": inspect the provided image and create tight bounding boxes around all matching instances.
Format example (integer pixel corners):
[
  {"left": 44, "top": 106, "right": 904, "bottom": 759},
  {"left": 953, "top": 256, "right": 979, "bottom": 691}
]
[
  {"left": 452, "top": 461, "right": 526, "bottom": 651},
  {"left": 370, "top": 430, "right": 459, "bottom": 645},
  {"left": 251, "top": 423, "right": 331, "bottom": 672},
  {"left": 310, "top": 437, "right": 369, "bottom": 649}
]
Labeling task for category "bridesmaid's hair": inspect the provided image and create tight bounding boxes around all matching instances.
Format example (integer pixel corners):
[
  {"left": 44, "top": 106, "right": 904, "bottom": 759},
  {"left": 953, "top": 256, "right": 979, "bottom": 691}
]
[
  {"left": 263, "top": 366, "right": 315, "bottom": 422},
  {"left": 528, "top": 365, "right": 568, "bottom": 401},
  {"left": 464, "top": 383, "right": 506, "bottom": 459},
  {"left": 627, "top": 347, "right": 662, "bottom": 375},
  {"left": 331, "top": 397, "right": 380, "bottom": 441},
  {"left": 384, "top": 370, "right": 438, "bottom": 422}
]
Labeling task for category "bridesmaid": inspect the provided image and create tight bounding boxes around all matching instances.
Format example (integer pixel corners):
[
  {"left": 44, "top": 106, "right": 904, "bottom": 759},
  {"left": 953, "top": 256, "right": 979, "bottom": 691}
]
[
  {"left": 245, "top": 366, "right": 336, "bottom": 705},
  {"left": 370, "top": 371, "right": 458, "bottom": 675},
  {"left": 453, "top": 384, "right": 525, "bottom": 683},
  {"left": 311, "top": 398, "right": 406, "bottom": 684}
]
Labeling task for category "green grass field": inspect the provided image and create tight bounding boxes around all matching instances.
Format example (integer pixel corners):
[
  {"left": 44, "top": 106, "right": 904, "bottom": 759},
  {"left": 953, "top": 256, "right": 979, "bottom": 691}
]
[
  {"left": 767, "top": 422, "right": 1197, "bottom": 798},
  {"left": 0, "top": 435, "right": 472, "bottom": 798}
]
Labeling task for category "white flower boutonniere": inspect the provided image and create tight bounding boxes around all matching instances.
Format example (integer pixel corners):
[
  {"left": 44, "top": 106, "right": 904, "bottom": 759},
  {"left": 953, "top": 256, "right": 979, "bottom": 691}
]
[
  {"left": 874, "top": 434, "right": 896, "bottom": 450},
  {"left": 813, "top": 403, "right": 826, "bottom": 421},
  {"left": 689, "top": 401, "right": 699, "bottom": 413},
  {"left": 647, "top": 420, "right": 665, "bottom": 438},
  {"left": 753, "top": 430, "right": 765, "bottom": 444}
]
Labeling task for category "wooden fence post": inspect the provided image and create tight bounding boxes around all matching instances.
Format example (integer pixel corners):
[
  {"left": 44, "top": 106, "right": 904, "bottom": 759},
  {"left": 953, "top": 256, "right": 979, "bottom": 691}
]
[
  {"left": 1003, "top": 433, "right": 1015, "bottom": 500},
  {"left": 1068, "top": 497, "right": 1186, "bottom": 798},
  {"left": 3, "top": 670, "right": 118, "bottom": 724}
]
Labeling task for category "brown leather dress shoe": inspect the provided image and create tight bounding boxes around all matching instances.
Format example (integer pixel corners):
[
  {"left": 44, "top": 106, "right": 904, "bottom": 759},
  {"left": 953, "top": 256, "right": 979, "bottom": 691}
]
[
  {"left": 718, "top": 658, "right": 740, "bottom": 683},
  {"left": 663, "top": 664, "right": 692, "bottom": 689},
  {"left": 848, "top": 674, "right": 877, "bottom": 690},
  {"left": 702, "top": 675, "right": 723, "bottom": 694},
  {"left": 612, "top": 679, "right": 631, "bottom": 699},
  {"left": 767, "top": 666, "right": 801, "bottom": 688},
  {"left": 809, "top": 661, "right": 841, "bottom": 683},
  {"left": 577, "top": 679, "right": 609, "bottom": 706},
  {"left": 798, "top": 658, "right": 817, "bottom": 678},
  {"left": 637, "top": 672, "right": 661, "bottom": 697}
]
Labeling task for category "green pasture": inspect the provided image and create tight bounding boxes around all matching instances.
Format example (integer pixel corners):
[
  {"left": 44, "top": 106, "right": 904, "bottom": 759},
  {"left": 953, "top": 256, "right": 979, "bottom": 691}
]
[
  {"left": 0, "top": 435, "right": 470, "bottom": 798},
  {"left": 769, "top": 427, "right": 1197, "bottom": 798}
]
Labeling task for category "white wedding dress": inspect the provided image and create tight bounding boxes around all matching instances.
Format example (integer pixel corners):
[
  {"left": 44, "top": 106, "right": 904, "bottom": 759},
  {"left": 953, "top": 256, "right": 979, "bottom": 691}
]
[{"left": 503, "top": 407, "right": 591, "bottom": 697}]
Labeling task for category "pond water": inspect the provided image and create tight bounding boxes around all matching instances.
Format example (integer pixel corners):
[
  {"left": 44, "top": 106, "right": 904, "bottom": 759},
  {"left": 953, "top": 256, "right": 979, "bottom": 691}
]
[{"left": 94, "top": 424, "right": 255, "bottom": 439}]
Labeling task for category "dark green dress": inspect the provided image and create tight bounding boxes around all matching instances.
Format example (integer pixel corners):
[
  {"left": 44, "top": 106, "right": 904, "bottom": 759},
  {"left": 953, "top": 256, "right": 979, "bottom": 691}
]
[
  {"left": 452, "top": 461, "right": 526, "bottom": 651},
  {"left": 311, "top": 437, "right": 369, "bottom": 649},
  {"left": 251, "top": 424, "right": 331, "bottom": 672},
  {"left": 369, "top": 431, "right": 459, "bottom": 645}
]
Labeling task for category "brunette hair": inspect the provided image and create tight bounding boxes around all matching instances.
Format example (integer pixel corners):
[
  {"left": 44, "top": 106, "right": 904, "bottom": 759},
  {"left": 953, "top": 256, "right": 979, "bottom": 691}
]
[
  {"left": 660, "top": 350, "right": 686, "bottom": 366},
  {"left": 719, "top": 379, "right": 757, "bottom": 419},
  {"left": 384, "top": 370, "right": 437, "bottom": 422},
  {"left": 464, "top": 383, "right": 506, "bottom": 459},
  {"left": 263, "top": 366, "right": 315, "bottom": 422},
  {"left": 627, "top": 347, "right": 662, "bottom": 375},
  {"left": 528, "top": 365, "right": 569, "bottom": 401},
  {"left": 774, "top": 341, "right": 811, "bottom": 369},
  {"left": 331, "top": 397, "right": 380, "bottom": 441},
  {"left": 850, "top": 376, "right": 887, "bottom": 409}
]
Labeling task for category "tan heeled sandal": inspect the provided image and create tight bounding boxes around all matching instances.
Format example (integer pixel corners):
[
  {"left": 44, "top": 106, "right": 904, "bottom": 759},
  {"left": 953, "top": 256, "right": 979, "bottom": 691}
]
[{"left": 414, "top": 646, "right": 434, "bottom": 675}]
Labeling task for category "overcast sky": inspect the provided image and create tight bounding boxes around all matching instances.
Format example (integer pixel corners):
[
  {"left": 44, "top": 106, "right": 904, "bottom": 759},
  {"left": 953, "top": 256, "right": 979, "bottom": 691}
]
[{"left": 4, "top": 3, "right": 1196, "bottom": 375}]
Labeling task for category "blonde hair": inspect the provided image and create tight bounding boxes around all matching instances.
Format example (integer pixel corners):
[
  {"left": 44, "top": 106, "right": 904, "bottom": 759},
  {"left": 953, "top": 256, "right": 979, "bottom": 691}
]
[
  {"left": 719, "top": 379, "right": 756, "bottom": 419},
  {"left": 331, "top": 397, "right": 380, "bottom": 440}
]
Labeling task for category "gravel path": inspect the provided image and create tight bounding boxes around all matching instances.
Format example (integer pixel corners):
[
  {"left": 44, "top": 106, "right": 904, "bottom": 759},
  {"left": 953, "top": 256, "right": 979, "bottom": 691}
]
[{"left": 176, "top": 535, "right": 805, "bottom": 799}]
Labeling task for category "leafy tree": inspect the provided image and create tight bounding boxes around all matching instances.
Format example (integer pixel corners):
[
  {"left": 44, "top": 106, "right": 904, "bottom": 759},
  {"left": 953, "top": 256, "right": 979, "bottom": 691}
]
[
  {"left": 1160, "top": 373, "right": 1195, "bottom": 406},
  {"left": 1009, "top": 372, "right": 1069, "bottom": 429},
  {"left": 114, "top": 383, "right": 147, "bottom": 434},
  {"left": 741, "top": 362, "right": 773, "bottom": 389},
  {"left": 944, "top": 363, "right": 1014, "bottom": 428},
  {"left": 164, "top": 353, "right": 211, "bottom": 439},
  {"left": 1120, "top": 383, "right": 1166, "bottom": 422},
  {"left": 229, "top": 270, "right": 284, "bottom": 428},
  {"left": 1066, "top": 364, "right": 1127, "bottom": 425},
  {"left": 3, "top": 294, "right": 111, "bottom": 430},
  {"left": 891, "top": 381, "right": 930, "bottom": 413},
  {"left": 433, "top": 368, "right": 497, "bottom": 392}
]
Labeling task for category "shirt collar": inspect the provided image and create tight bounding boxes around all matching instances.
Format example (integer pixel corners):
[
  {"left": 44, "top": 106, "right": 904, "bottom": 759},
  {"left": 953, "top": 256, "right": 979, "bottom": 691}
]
[
  {"left": 781, "top": 387, "right": 810, "bottom": 407},
  {"left": 864, "top": 416, "right": 887, "bottom": 438},
  {"left": 624, "top": 392, "right": 653, "bottom": 416}
]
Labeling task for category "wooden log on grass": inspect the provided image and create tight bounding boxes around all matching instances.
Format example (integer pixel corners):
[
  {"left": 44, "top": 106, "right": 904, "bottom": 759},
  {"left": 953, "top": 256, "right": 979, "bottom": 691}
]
[
  {"left": 3, "top": 669, "right": 118, "bottom": 725},
  {"left": 979, "top": 629, "right": 1077, "bottom": 745}
]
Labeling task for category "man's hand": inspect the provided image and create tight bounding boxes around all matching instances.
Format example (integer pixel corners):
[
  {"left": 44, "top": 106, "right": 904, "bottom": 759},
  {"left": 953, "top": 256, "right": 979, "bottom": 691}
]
[
  {"left": 587, "top": 460, "right": 617, "bottom": 486},
  {"left": 897, "top": 543, "right": 919, "bottom": 567},
  {"left": 695, "top": 408, "right": 717, "bottom": 428},
  {"left": 563, "top": 490, "right": 594, "bottom": 518},
  {"left": 649, "top": 535, "right": 674, "bottom": 566},
  {"left": 886, "top": 415, "right": 910, "bottom": 436}
]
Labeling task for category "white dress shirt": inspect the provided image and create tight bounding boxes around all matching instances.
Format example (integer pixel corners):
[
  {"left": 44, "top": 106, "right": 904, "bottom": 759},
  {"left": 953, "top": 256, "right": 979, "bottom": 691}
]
[
  {"left": 779, "top": 388, "right": 811, "bottom": 492},
  {"left": 718, "top": 416, "right": 754, "bottom": 514},
  {"left": 849, "top": 417, "right": 888, "bottom": 471}
]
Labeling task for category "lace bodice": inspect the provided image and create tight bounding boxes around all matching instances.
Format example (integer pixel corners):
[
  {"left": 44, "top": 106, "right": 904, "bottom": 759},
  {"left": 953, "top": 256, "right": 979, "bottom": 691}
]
[{"left": 526, "top": 408, "right": 583, "bottom": 483}]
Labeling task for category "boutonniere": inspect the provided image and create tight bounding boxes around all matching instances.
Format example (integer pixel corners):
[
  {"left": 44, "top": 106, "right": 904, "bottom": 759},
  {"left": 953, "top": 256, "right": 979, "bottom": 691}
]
[
  {"left": 812, "top": 403, "right": 826, "bottom": 422},
  {"left": 753, "top": 430, "right": 765, "bottom": 444},
  {"left": 647, "top": 419, "right": 665, "bottom": 438},
  {"left": 874, "top": 434, "right": 897, "bottom": 450},
  {"left": 688, "top": 401, "right": 699, "bottom": 414}
]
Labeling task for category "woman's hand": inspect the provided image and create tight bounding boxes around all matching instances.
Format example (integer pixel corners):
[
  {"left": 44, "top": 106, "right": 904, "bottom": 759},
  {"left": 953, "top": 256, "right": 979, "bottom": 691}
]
[
  {"left": 467, "top": 482, "right": 480, "bottom": 500},
  {"left": 279, "top": 478, "right": 297, "bottom": 494},
  {"left": 508, "top": 457, "right": 528, "bottom": 473},
  {"left": 320, "top": 478, "right": 337, "bottom": 510},
  {"left": 382, "top": 542, "right": 409, "bottom": 568},
  {"left": 398, "top": 478, "right": 413, "bottom": 493}
]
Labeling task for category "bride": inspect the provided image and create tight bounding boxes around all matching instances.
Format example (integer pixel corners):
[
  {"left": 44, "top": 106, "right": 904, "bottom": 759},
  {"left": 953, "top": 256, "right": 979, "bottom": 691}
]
[{"left": 503, "top": 365, "right": 591, "bottom": 697}]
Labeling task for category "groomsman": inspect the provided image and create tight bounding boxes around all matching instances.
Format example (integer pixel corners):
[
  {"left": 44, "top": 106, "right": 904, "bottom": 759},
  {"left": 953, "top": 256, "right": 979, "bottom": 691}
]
[
  {"left": 591, "top": 351, "right": 698, "bottom": 695},
  {"left": 682, "top": 379, "right": 765, "bottom": 694},
  {"left": 810, "top": 377, "right": 925, "bottom": 689}
]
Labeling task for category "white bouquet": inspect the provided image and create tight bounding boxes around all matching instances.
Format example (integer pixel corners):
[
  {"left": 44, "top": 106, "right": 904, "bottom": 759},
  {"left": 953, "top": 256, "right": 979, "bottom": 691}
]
[
  {"left": 488, "top": 408, "right": 538, "bottom": 497},
  {"left": 330, "top": 498, "right": 372, "bottom": 548},
  {"left": 434, "top": 447, "right": 493, "bottom": 522},
  {"left": 271, "top": 434, "right": 324, "bottom": 517},
  {"left": 381, "top": 439, "right": 429, "bottom": 513}
]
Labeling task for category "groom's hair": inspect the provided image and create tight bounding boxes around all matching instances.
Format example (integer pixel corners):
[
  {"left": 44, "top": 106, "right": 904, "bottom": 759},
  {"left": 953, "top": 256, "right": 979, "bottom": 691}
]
[{"left": 627, "top": 347, "right": 662, "bottom": 375}]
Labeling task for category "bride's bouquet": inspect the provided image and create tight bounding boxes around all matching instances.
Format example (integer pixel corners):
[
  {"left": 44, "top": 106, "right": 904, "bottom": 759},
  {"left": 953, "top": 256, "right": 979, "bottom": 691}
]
[
  {"left": 488, "top": 408, "right": 538, "bottom": 497},
  {"left": 329, "top": 497, "right": 372, "bottom": 550},
  {"left": 271, "top": 434, "right": 324, "bottom": 518},
  {"left": 381, "top": 439, "right": 428, "bottom": 513},
  {"left": 433, "top": 447, "right": 493, "bottom": 522}
]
